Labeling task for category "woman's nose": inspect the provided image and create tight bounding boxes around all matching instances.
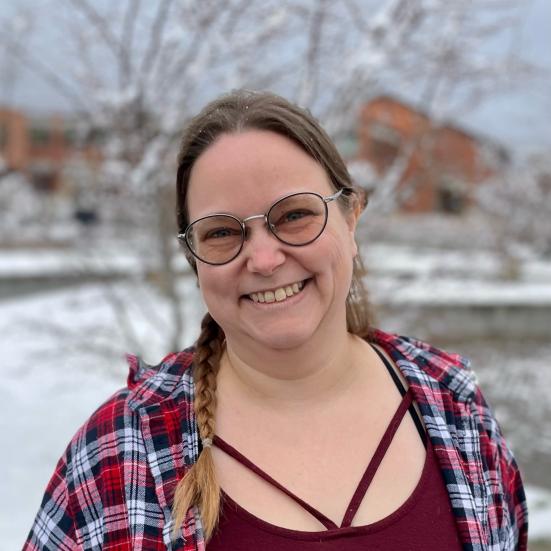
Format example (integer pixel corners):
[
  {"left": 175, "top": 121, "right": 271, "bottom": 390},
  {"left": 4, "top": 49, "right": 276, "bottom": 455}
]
[{"left": 243, "top": 223, "right": 286, "bottom": 275}]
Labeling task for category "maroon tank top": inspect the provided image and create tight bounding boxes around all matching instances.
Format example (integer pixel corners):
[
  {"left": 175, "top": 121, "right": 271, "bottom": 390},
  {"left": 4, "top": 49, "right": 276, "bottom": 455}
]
[{"left": 207, "top": 348, "right": 462, "bottom": 550}]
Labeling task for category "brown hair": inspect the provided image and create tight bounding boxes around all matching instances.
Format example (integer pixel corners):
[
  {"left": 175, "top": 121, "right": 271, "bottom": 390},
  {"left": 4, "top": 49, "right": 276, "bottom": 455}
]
[{"left": 172, "top": 89, "right": 374, "bottom": 541}]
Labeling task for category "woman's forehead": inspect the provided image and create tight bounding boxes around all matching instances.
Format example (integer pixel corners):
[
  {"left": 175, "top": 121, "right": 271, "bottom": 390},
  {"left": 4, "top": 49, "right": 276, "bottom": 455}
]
[{"left": 186, "top": 130, "right": 333, "bottom": 217}]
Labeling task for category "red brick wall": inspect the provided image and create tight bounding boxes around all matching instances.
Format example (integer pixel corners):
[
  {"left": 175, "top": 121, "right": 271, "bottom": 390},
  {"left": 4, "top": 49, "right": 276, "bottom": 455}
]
[
  {"left": 0, "top": 108, "right": 101, "bottom": 192},
  {"left": 357, "top": 96, "right": 496, "bottom": 213},
  {"left": 0, "top": 109, "right": 29, "bottom": 170}
]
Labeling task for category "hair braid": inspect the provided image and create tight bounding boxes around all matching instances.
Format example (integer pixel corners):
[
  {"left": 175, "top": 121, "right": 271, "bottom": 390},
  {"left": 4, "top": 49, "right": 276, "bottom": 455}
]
[{"left": 172, "top": 312, "right": 224, "bottom": 542}]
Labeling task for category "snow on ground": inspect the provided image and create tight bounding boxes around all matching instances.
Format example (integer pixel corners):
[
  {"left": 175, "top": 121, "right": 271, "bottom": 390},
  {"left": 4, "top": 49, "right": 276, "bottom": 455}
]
[
  {"left": 0, "top": 244, "right": 151, "bottom": 278},
  {"left": 364, "top": 243, "right": 551, "bottom": 283},
  {"left": 4, "top": 245, "right": 551, "bottom": 314},
  {"left": 2, "top": 242, "right": 551, "bottom": 283},
  {"left": 2, "top": 364, "right": 121, "bottom": 550},
  {"left": 528, "top": 486, "right": 551, "bottom": 542},
  {"left": 370, "top": 275, "right": 551, "bottom": 306}
]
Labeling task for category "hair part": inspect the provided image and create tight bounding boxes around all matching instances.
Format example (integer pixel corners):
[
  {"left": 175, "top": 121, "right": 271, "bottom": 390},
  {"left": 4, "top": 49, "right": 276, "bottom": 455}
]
[{"left": 172, "top": 89, "right": 374, "bottom": 542}]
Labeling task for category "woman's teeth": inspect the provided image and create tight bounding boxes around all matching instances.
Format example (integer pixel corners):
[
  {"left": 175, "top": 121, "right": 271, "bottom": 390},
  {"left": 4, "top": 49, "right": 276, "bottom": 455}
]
[{"left": 250, "top": 281, "right": 304, "bottom": 303}]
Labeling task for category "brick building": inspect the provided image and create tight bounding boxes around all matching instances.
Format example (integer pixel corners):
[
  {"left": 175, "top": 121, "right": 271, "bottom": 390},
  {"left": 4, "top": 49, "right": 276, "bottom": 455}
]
[
  {"left": 356, "top": 95, "right": 509, "bottom": 213},
  {"left": 0, "top": 107, "right": 100, "bottom": 193}
]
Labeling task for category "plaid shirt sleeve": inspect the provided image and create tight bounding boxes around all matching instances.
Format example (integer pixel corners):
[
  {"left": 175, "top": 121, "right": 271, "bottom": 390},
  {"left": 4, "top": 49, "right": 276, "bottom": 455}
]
[
  {"left": 470, "top": 384, "right": 529, "bottom": 550},
  {"left": 24, "top": 444, "right": 79, "bottom": 550},
  {"left": 23, "top": 351, "right": 200, "bottom": 551},
  {"left": 23, "top": 388, "right": 132, "bottom": 550}
]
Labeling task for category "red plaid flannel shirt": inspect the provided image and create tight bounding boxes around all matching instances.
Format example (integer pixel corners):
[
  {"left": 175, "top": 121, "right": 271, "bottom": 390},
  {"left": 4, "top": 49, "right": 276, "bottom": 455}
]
[{"left": 24, "top": 330, "right": 528, "bottom": 550}]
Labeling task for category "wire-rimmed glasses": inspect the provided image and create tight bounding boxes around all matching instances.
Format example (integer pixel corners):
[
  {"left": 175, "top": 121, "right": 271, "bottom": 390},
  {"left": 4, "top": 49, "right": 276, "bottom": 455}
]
[{"left": 178, "top": 189, "right": 345, "bottom": 265}]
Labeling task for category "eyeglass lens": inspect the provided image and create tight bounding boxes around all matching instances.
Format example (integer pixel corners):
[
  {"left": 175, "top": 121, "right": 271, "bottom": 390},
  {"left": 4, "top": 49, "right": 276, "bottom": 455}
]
[{"left": 186, "top": 192, "right": 328, "bottom": 264}]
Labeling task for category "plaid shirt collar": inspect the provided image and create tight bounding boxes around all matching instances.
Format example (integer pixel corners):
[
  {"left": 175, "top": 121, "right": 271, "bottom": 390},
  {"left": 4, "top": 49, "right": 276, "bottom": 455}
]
[{"left": 125, "top": 330, "right": 476, "bottom": 410}]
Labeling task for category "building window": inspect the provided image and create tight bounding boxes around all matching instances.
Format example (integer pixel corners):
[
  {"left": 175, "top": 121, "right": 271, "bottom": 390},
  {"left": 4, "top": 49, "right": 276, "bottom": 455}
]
[
  {"left": 30, "top": 127, "right": 50, "bottom": 146},
  {"left": 86, "top": 127, "right": 107, "bottom": 146},
  {"left": 438, "top": 177, "right": 466, "bottom": 214},
  {"left": 31, "top": 170, "right": 57, "bottom": 192},
  {"left": 64, "top": 128, "right": 78, "bottom": 146},
  {"left": 0, "top": 123, "right": 7, "bottom": 149}
]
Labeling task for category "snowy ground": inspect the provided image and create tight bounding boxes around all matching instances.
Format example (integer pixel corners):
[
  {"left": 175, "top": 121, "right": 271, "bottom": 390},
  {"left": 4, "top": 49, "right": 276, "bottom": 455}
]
[
  {"left": 2, "top": 241, "right": 551, "bottom": 548},
  {"left": 2, "top": 240, "right": 551, "bottom": 284}
]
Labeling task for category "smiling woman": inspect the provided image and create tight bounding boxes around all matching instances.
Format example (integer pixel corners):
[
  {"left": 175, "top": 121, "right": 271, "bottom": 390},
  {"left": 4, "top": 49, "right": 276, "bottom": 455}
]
[
  {"left": 24, "top": 90, "right": 528, "bottom": 551},
  {"left": 183, "top": 129, "right": 359, "bottom": 355}
]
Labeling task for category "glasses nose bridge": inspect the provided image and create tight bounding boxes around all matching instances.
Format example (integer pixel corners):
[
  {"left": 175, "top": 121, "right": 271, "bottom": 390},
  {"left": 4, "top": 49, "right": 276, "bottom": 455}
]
[
  {"left": 241, "top": 212, "right": 271, "bottom": 236},
  {"left": 242, "top": 212, "right": 267, "bottom": 225}
]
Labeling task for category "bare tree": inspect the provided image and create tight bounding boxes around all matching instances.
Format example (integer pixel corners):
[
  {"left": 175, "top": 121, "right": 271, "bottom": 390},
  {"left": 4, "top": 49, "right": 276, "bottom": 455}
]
[
  {"left": 2, "top": 0, "right": 296, "bottom": 353},
  {"left": 0, "top": 0, "right": 536, "bottom": 359},
  {"left": 306, "top": 0, "right": 534, "bottom": 216},
  {"left": 476, "top": 154, "right": 551, "bottom": 274}
]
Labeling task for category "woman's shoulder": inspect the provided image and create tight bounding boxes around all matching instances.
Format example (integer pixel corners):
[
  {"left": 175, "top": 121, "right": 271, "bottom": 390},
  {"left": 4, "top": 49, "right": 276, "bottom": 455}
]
[
  {"left": 25, "top": 349, "right": 198, "bottom": 549},
  {"left": 65, "top": 347, "right": 197, "bottom": 461},
  {"left": 125, "top": 346, "right": 196, "bottom": 397},
  {"left": 371, "top": 329, "right": 476, "bottom": 403},
  {"left": 42, "top": 348, "right": 197, "bottom": 512}
]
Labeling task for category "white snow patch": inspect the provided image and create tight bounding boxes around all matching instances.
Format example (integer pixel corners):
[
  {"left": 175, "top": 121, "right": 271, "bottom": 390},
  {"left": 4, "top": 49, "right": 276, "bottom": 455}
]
[{"left": 527, "top": 485, "right": 551, "bottom": 541}]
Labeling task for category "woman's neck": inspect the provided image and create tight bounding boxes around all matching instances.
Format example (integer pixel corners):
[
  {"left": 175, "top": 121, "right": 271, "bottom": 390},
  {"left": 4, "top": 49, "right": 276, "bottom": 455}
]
[{"left": 219, "top": 331, "right": 370, "bottom": 411}]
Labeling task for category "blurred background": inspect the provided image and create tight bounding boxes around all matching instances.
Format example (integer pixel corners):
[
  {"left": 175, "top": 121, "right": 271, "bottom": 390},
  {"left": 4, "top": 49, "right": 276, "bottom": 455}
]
[{"left": 1, "top": 0, "right": 550, "bottom": 548}]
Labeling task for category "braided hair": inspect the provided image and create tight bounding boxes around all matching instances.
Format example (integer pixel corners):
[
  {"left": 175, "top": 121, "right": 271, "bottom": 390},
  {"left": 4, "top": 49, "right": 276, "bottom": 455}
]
[{"left": 172, "top": 312, "right": 224, "bottom": 539}]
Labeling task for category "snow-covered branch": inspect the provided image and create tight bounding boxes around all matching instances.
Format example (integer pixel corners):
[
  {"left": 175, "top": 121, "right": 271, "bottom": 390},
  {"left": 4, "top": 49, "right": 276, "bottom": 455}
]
[{"left": 476, "top": 156, "right": 551, "bottom": 260}]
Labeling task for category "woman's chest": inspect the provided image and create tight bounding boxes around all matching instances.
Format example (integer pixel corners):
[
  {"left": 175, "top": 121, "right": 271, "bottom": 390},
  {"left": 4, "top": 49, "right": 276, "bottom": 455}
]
[{"left": 211, "top": 398, "right": 428, "bottom": 531}]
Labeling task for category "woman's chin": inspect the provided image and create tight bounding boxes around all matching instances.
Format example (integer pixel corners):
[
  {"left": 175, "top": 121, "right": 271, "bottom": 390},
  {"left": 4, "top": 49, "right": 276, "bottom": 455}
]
[{"left": 242, "top": 322, "right": 318, "bottom": 352}]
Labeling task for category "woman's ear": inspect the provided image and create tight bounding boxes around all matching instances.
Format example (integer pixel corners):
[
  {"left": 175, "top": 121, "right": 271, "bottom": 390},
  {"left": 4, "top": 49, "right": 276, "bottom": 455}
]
[
  {"left": 345, "top": 189, "right": 367, "bottom": 257},
  {"left": 345, "top": 190, "right": 363, "bottom": 232},
  {"left": 344, "top": 210, "right": 358, "bottom": 258}
]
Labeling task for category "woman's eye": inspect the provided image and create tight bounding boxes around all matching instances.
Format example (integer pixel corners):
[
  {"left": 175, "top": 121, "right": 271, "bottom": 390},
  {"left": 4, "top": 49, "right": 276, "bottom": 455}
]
[
  {"left": 281, "top": 209, "right": 312, "bottom": 223},
  {"left": 204, "top": 227, "right": 239, "bottom": 240}
]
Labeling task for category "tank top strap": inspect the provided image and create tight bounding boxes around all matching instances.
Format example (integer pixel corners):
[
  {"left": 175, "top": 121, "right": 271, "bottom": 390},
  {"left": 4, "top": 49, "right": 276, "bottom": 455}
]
[
  {"left": 370, "top": 344, "right": 426, "bottom": 446},
  {"left": 212, "top": 435, "right": 339, "bottom": 530},
  {"left": 340, "top": 388, "right": 414, "bottom": 528}
]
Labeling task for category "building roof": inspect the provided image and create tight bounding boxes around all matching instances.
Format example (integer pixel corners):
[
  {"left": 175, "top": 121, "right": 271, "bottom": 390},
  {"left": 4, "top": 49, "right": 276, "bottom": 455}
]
[{"left": 364, "top": 93, "right": 510, "bottom": 162}]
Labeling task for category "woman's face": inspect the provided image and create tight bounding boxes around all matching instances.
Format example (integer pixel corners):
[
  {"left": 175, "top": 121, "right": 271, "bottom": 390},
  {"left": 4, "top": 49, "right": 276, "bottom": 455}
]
[{"left": 186, "top": 130, "right": 358, "bottom": 352}]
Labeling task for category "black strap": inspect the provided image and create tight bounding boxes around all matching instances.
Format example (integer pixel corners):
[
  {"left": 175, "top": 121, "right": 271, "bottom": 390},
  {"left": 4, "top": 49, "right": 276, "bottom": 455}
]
[
  {"left": 341, "top": 389, "right": 414, "bottom": 527},
  {"left": 370, "top": 345, "right": 427, "bottom": 447}
]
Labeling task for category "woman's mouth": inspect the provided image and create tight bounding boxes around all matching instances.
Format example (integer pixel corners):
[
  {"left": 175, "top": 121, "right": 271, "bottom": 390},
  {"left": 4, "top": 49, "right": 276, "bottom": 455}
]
[{"left": 248, "top": 280, "right": 307, "bottom": 304}]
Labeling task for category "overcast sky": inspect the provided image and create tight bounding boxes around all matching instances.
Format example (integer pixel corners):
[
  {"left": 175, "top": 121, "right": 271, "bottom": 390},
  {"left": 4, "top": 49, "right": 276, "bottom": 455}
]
[
  {"left": 1, "top": 0, "right": 550, "bottom": 157},
  {"left": 458, "top": 0, "right": 551, "bottom": 157}
]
